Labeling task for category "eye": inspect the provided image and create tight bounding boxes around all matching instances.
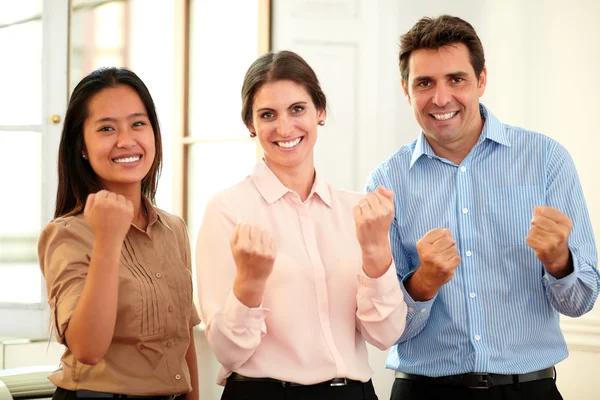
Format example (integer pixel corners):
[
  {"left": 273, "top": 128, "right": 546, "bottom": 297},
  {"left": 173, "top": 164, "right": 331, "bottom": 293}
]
[
  {"left": 260, "top": 112, "right": 274, "bottom": 120},
  {"left": 99, "top": 126, "right": 114, "bottom": 132},
  {"left": 418, "top": 81, "right": 432, "bottom": 88},
  {"left": 133, "top": 121, "right": 146, "bottom": 127},
  {"left": 452, "top": 77, "right": 464, "bottom": 84},
  {"left": 291, "top": 105, "right": 304, "bottom": 113}
]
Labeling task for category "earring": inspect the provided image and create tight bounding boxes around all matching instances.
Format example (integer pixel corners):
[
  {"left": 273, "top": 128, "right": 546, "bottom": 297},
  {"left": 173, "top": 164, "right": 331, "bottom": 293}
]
[
  {"left": 82, "top": 153, "right": 87, "bottom": 160},
  {"left": 249, "top": 132, "right": 256, "bottom": 138},
  {"left": 318, "top": 120, "right": 325, "bottom": 126}
]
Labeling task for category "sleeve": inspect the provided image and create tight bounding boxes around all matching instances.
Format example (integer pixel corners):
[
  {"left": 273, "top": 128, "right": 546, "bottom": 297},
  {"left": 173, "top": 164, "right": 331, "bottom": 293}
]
[
  {"left": 195, "top": 195, "right": 269, "bottom": 371},
  {"left": 176, "top": 216, "right": 201, "bottom": 328},
  {"left": 366, "top": 171, "right": 436, "bottom": 344},
  {"left": 37, "top": 220, "right": 91, "bottom": 344},
  {"left": 355, "top": 260, "right": 407, "bottom": 350},
  {"left": 542, "top": 142, "right": 599, "bottom": 317}
]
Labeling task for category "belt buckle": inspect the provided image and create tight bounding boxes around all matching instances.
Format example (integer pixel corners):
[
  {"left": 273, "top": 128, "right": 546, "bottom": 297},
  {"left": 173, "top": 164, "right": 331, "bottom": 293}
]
[
  {"left": 330, "top": 378, "right": 347, "bottom": 387},
  {"left": 468, "top": 374, "right": 492, "bottom": 389}
]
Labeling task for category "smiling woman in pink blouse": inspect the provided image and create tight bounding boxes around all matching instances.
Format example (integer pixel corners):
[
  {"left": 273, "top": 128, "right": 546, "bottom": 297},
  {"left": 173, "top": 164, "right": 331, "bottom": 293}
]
[{"left": 195, "top": 51, "right": 407, "bottom": 400}]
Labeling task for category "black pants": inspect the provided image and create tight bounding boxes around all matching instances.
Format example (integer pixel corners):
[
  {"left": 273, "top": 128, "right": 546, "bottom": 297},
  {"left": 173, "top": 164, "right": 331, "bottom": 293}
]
[
  {"left": 221, "top": 378, "right": 378, "bottom": 400},
  {"left": 52, "top": 387, "right": 183, "bottom": 400},
  {"left": 390, "top": 378, "right": 563, "bottom": 400}
]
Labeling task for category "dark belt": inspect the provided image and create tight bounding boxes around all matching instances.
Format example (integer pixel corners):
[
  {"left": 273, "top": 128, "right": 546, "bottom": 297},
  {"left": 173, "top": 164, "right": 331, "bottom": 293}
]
[
  {"left": 395, "top": 367, "right": 555, "bottom": 389},
  {"left": 76, "top": 390, "right": 182, "bottom": 400},
  {"left": 228, "top": 372, "right": 357, "bottom": 387}
]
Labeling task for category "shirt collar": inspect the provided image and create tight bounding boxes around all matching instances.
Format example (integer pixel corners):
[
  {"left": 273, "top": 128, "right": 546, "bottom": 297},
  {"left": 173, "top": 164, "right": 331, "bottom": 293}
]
[
  {"left": 142, "top": 195, "right": 172, "bottom": 231},
  {"left": 251, "top": 159, "right": 332, "bottom": 207},
  {"left": 409, "top": 103, "right": 510, "bottom": 169}
]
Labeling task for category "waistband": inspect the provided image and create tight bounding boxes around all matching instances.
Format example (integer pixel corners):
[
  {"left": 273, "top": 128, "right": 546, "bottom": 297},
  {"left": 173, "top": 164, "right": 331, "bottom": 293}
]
[
  {"left": 228, "top": 372, "right": 361, "bottom": 387},
  {"left": 394, "top": 367, "right": 555, "bottom": 389}
]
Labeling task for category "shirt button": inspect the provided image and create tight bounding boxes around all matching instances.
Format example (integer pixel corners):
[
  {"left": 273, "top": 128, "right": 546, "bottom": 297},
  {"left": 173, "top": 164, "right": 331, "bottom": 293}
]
[
  {"left": 470, "top": 292, "right": 476, "bottom": 299},
  {"left": 408, "top": 307, "right": 415, "bottom": 313},
  {"left": 474, "top": 335, "right": 481, "bottom": 341},
  {"left": 155, "top": 272, "right": 162, "bottom": 279},
  {"left": 466, "top": 251, "right": 472, "bottom": 257},
  {"left": 420, "top": 309, "right": 426, "bottom": 313},
  {"left": 168, "top": 305, "right": 174, "bottom": 313},
  {"left": 166, "top": 341, "right": 173, "bottom": 348},
  {"left": 462, "top": 208, "right": 469, "bottom": 214},
  {"left": 175, "top": 374, "right": 181, "bottom": 380},
  {"left": 553, "top": 283, "right": 561, "bottom": 288},
  {"left": 427, "top": 156, "right": 433, "bottom": 159},
  {"left": 460, "top": 166, "right": 467, "bottom": 172}
]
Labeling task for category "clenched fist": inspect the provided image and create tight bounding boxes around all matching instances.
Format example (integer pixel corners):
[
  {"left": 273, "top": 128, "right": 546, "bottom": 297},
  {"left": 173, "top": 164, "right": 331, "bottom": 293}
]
[
  {"left": 526, "top": 206, "right": 573, "bottom": 278},
  {"left": 84, "top": 190, "right": 134, "bottom": 244},
  {"left": 353, "top": 186, "right": 395, "bottom": 278},
  {"left": 231, "top": 223, "right": 277, "bottom": 307},
  {"left": 407, "top": 228, "right": 461, "bottom": 301}
]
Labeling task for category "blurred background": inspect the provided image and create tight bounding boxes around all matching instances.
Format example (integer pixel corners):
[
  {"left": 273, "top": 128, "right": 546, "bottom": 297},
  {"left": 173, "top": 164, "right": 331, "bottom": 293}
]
[{"left": 0, "top": 0, "right": 598, "bottom": 399}]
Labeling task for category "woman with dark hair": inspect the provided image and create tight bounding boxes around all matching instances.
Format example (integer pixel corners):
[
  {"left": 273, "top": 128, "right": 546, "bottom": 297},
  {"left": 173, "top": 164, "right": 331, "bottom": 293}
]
[
  {"left": 38, "top": 67, "right": 199, "bottom": 400},
  {"left": 195, "top": 51, "right": 407, "bottom": 400}
]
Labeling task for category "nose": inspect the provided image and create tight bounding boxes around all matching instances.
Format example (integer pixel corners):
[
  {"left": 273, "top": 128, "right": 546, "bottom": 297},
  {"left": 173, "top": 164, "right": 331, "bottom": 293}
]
[
  {"left": 116, "top": 127, "right": 136, "bottom": 148},
  {"left": 276, "top": 115, "right": 293, "bottom": 137},
  {"left": 433, "top": 83, "right": 451, "bottom": 107}
]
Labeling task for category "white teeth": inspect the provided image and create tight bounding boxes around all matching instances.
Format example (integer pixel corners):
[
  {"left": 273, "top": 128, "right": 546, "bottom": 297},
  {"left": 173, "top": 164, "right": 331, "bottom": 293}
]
[
  {"left": 276, "top": 137, "right": 302, "bottom": 148},
  {"left": 113, "top": 155, "right": 141, "bottom": 163},
  {"left": 432, "top": 112, "right": 458, "bottom": 121}
]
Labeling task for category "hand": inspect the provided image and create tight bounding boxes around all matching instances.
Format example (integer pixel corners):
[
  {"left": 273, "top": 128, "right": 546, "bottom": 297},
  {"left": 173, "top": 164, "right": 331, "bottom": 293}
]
[
  {"left": 230, "top": 223, "right": 276, "bottom": 307},
  {"left": 526, "top": 206, "right": 573, "bottom": 278},
  {"left": 408, "top": 228, "right": 461, "bottom": 301},
  {"left": 353, "top": 186, "right": 395, "bottom": 278},
  {"left": 84, "top": 190, "right": 134, "bottom": 243}
]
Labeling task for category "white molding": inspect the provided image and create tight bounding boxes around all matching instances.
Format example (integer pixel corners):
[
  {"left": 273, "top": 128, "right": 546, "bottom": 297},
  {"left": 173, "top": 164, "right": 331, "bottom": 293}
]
[{"left": 561, "top": 316, "right": 600, "bottom": 353}]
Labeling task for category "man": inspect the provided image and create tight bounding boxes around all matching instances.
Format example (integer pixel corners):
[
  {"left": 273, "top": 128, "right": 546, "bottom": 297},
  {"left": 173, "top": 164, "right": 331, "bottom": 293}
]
[{"left": 366, "top": 15, "right": 599, "bottom": 400}]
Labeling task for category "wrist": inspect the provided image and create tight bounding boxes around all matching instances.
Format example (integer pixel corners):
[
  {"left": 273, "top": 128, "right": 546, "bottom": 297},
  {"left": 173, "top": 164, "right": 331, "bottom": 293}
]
[
  {"left": 545, "top": 251, "right": 573, "bottom": 279},
  {"left": 405, "top": 269, "right": 439, "bottom": 301},
  {"left": 233, "top": 276, "right": 266, "bottom": 308}
]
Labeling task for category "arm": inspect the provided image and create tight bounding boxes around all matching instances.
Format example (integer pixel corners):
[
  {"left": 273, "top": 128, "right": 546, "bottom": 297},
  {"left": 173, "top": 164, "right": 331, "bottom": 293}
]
[
  {"left": 541, "top": 143, "right": 599, "bottom": 316},
  {"left": 185, "top": 329, "right": 199, "bottom": 400},
  {"left": 195, "top": 196, "right": 270, "bottom": 371}
]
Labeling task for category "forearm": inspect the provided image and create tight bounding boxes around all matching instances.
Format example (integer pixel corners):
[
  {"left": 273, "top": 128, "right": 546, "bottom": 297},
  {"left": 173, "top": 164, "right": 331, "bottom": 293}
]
[
  {"left": 185, "top": 330, "right": 199, "bottom": 400},
  {"left": 205, "top": 291, "right": 268, "bottom": 370},
  {"left": 65, "top": 239, "right": 121, "bottom": 364}
]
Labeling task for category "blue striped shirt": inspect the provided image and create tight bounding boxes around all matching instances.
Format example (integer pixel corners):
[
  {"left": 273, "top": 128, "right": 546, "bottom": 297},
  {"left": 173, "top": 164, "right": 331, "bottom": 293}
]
[{"left": 366, "top": 104, "right": 599, "bottom": 376}]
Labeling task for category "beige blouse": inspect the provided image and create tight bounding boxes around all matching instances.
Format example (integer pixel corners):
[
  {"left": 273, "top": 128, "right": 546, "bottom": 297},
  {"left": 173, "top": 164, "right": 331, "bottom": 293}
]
[{"left": 38, "top": 197, "right": 200, "bottom": 396}]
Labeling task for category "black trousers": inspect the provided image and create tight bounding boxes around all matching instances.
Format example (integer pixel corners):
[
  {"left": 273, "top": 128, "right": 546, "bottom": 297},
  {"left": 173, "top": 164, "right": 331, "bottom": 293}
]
[
  {"left": 221, "top": 378, "right": 378, "bottom": 400},
  {"left": 390, "top": 378, "right": 563, "bottom": 400}
]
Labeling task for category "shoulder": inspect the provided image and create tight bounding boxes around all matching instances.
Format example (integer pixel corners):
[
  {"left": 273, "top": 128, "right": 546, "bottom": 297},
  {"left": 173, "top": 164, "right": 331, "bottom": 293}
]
[
  {"left": 367, "top": 142, "right": 415, "bottom": 183},
  {"left": 39, "top": 214, "right": 93, "bottom": 248}
]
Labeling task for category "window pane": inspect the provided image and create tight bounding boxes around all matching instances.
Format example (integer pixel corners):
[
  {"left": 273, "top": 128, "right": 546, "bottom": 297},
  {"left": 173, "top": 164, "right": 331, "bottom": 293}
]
[
  {"left": 187, "top": 140, "right": 257, "bottom": 243},
  {"left": 0, "top": 2, "right": 42, "bottom": 125},
  {"left": 189, "top": 0, "right": 260, "bottom": 140},
  {"left": 0, "top": 131, "right": 42, "bottom": 304}
]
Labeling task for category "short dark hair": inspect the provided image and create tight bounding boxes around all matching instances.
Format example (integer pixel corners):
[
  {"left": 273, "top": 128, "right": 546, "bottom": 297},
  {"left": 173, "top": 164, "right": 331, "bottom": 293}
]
[
  {"left": 399, "top": 15, "right": 485, "bottom": 82},
  {"left": 241, "top": 50, "right": 327, "bottom": 129},
  {"left": 54, "top": 67, "right": 162, "bottom": 218}
]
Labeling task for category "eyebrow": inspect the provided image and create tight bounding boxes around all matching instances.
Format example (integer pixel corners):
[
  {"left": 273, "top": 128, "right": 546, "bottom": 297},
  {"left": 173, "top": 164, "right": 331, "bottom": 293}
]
[
  {"left": 413, "top": 71, "right": 470, "bottom": 82},
  {"left": 256, "top": 101, "right": 307, "bottom": 113},
  {"left": 94, "top": 112, "right": 148, "bottom": 123}
]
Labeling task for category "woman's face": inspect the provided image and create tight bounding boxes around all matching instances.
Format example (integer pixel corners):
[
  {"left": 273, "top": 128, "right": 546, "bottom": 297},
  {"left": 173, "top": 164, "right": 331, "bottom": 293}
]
[
  {"left": 250, "top": 79, "right": 325, "bottom": 172},
  {"left": 82, "top": 85, "right": 155, "bottom": 193}
]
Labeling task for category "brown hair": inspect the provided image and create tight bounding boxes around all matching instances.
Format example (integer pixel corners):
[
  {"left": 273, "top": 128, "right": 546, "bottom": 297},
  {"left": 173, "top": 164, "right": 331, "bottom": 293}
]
[
  {"left": 241, "top": 50, "right": 327, "bottom": 134},
  {"left": 399, "top": 15, "right": 485, "bottom": 82},
  {"left": 54, "top": 67, "right": 163, "bottom": 218}
]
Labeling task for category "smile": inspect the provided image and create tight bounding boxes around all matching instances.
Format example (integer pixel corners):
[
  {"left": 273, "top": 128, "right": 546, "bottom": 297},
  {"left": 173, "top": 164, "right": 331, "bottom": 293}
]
[
  {"left": 431, "top": 111, "right": 458, "bottom": 121},
  {"left": 113, "top": 155, "right": 142, "bottom": 164},
  {"left": 275, "top": 137, "right": 303, "bottom": 148}
]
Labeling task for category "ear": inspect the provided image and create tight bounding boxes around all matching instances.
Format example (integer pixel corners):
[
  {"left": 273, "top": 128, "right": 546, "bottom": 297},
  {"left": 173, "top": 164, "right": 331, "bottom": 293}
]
[
  {"left": 477, "top": 66, "right": 487, "bottom": 97},
  {"left": 317, "top": 108, "right": 327, "bottom": 122},
  {"left": 247, "top": 123, "right": 256, "bottom": 138},
  {"left": 401, "top": 79, "right": 412, "bottom": 105}
]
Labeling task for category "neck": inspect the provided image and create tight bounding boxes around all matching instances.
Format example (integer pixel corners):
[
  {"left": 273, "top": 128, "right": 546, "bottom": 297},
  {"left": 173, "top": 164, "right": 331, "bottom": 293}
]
[
  {"left": 428, "top": 117, "right": 485, "bottom": 165},
  {"left": 264, "top": 157, "right": 316, "bottom": 202},
  {"left": 103, "top": 181, "right": 147, "bottom": 229}
]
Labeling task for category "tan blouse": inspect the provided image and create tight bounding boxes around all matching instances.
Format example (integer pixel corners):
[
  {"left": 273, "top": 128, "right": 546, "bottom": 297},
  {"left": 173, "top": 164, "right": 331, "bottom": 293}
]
[{"left": 38, "top": 197, "right": 200, "bottom": 396}]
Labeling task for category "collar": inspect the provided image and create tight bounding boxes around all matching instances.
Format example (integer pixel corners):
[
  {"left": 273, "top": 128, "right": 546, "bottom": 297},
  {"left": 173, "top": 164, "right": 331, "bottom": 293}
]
[
  {"left": 141, "top": 195, "right": 172, "bottom": 231},
  {"left": 409, "top": 103, "right": 510, "bottom": 169},
  {"left": 251, "top": 159, "right": 332, "bottom": 207}
]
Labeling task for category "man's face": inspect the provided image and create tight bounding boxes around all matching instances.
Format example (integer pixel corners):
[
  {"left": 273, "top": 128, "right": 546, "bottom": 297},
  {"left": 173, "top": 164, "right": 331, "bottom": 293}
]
[{"left": 402, "top": 43, "right": 486, "bottom": 152}]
